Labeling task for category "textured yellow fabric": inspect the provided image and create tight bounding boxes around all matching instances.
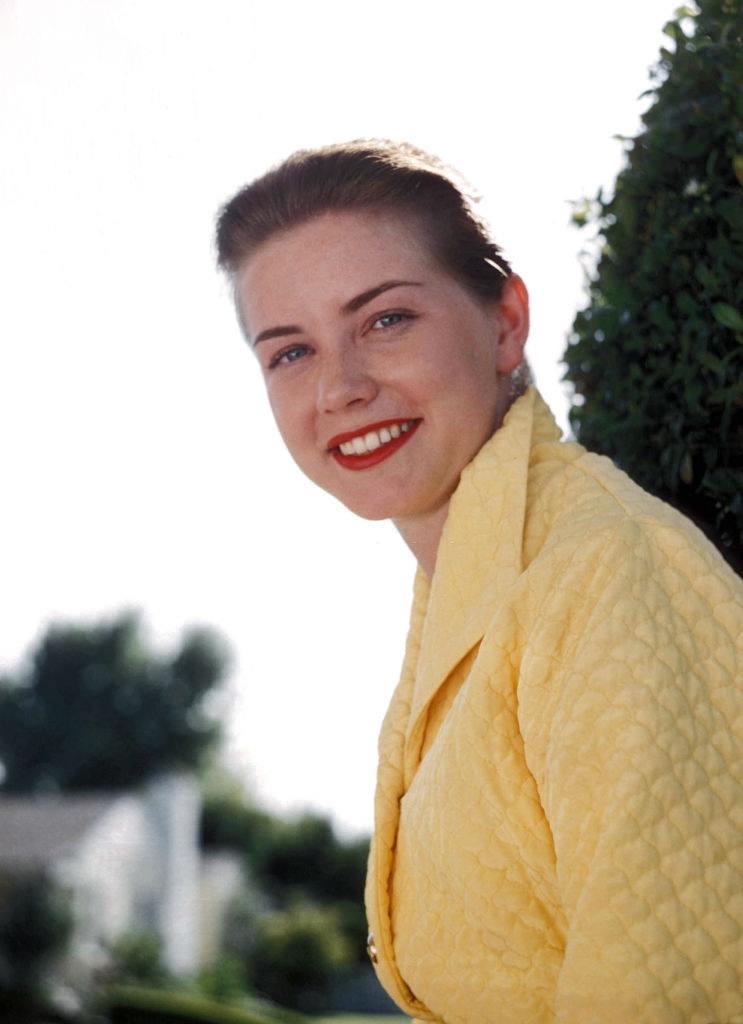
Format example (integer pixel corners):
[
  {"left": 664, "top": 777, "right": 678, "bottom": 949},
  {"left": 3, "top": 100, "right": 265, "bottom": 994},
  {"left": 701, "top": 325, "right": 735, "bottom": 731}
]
[{"left": 365, "top": 388, "right": 743, "bottom": 1024}]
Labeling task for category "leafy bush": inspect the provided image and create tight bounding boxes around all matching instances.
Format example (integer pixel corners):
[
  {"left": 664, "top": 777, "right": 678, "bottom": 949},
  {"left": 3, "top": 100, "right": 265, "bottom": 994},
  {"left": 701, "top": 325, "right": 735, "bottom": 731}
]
[
  {"left": 246, "top": 905, "right": 353, "bottom": 1013},
  {"left": 563, "top": 0, "right": 742, "bottom": 573},
  {"left": 0, "top": 872, "right": 73, "bottom": 1000},
  {"left": 107, "top": 932, "right": 170, "bottom": 986},
  {"left": 196, "top": 955, "right": 248, "bottom": 1003}
]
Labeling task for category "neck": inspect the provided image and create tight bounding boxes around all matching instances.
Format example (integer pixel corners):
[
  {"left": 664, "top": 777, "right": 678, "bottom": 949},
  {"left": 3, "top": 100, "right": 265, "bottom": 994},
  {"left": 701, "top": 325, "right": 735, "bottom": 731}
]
[
  {"left": 393, "top": 501, "right": 451, "bottom": 578},
  {"left": 392, "top": 380, "right": 523, "bottom": 576}
]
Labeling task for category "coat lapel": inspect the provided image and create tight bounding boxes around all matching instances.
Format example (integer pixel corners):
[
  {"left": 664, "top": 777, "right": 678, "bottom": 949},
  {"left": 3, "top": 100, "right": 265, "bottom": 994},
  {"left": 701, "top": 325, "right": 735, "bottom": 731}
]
[
  {"left": 404, "top": 388, "right": 555, "bottom": 779},
  {"left": 365, "top": 388, "right": 562, "bottom": 1016}
]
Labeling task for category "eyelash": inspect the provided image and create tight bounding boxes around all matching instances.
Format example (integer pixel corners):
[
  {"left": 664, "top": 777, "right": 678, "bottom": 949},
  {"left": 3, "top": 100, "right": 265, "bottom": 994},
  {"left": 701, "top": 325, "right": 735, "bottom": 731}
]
[
  {"left": 265, "top": 311, "right": 415, "bottom": 370},
  {"left": 369, "top": 310, "right": 414, "bottom": 331},
  {"left": 267, "top": 344, "right": 310, "bottom": 370}
]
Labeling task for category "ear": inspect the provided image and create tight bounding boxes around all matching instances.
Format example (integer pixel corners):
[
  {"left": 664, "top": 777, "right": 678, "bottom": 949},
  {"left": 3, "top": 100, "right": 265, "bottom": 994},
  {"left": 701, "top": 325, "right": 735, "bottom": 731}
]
[{"left": 493, "top": 274, "right": 529, "bottom": 374}]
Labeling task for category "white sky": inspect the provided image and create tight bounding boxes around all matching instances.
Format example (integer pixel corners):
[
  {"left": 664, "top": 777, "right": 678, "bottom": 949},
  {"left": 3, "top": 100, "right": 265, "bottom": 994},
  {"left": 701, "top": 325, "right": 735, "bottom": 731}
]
[{"left": 2, "top": 0, "right": 681, "bottom": 835}]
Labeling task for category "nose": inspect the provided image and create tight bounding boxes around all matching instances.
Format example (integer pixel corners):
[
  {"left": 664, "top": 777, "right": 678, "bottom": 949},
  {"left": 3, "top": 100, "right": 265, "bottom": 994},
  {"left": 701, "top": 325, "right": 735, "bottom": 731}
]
[{"left": 316, "top": 347, "right": 378, "bottom": 413}]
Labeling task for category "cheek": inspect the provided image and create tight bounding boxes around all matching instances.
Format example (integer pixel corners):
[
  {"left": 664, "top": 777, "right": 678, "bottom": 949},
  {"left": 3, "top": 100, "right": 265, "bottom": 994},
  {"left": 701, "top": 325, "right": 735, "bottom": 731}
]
[
  {"left": 455, "top": 345, "right": 500, "bottom": 409},
  {"left": 421, "top": 348, "right": 497, "bottom": 409},
  {"left": 423, "top": 318, "right": 498, "bottom": 380}
]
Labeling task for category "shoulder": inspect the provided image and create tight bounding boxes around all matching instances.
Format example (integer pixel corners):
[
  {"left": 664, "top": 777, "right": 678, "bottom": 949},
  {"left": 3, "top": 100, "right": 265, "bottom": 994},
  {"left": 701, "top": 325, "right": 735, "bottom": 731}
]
[
  {"left": 517, "top": 439, "right": 743, "bottom": 663},
  {"left": 526, "top": 438, "right": 736, "bottom": 581},
  {"left": 514, "top": 444, "right": 742, "bottom": 791}
]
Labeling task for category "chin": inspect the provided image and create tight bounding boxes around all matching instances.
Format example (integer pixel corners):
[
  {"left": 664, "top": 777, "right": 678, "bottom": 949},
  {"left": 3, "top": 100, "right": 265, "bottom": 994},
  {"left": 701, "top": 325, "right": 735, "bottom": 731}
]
[
  {"left": 334, "top": 494, "right": 399, "bottom": 522},
  {"left": 334, "top": 483, "right": 450, "bottom": 525},
  {"left": 323, "top": 484, "right": 408, "bottom": 522}
]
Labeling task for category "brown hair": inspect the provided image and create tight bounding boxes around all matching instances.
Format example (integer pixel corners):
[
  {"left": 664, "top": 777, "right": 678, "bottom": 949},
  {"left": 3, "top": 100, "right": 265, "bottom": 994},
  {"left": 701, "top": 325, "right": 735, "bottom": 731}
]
[{"left": 215, "top": 139, "right": 513, "bottom": 304}]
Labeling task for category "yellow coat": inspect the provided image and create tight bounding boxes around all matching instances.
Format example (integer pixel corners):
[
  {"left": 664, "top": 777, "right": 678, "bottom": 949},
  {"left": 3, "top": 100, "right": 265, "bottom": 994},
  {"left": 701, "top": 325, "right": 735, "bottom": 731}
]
[{"left": 365, "top": 388, "right": 743, "bottom": 1024}]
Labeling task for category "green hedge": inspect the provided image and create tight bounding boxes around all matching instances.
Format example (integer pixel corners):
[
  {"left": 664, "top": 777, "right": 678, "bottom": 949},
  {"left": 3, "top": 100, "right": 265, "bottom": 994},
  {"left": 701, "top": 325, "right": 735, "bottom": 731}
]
[
  {"left": 105, "top": 986, "right": 308, "bottom": 1024},
  {"left": 563, "top": 0, "right": 742, "bottom": 573}
]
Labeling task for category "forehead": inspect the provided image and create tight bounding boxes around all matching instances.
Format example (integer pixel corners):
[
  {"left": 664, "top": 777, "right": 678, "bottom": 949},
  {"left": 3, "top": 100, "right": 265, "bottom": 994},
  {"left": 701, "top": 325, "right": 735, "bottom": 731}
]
[{"left": 236, "top": 209, "right": 437, "bottom": 328}]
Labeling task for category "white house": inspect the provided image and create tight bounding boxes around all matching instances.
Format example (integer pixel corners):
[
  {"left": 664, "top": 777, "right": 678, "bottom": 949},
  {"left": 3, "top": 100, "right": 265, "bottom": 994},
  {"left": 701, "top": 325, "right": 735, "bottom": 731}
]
[{"left": 0, "top": 772, "right": 243, "bottom": 985}]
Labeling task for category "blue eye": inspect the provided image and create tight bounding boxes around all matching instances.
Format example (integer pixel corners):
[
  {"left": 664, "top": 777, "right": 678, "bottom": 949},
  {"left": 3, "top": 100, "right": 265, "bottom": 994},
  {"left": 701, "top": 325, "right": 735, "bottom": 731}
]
[
  {"left": 371, "top": 312, "right": 410, "bottom": 330},
  {"left": 269, "top": 344, "right": 310, "bottom": 369},
  {"left": 372, "top": 311, "right": 407, "bottom": 327}
]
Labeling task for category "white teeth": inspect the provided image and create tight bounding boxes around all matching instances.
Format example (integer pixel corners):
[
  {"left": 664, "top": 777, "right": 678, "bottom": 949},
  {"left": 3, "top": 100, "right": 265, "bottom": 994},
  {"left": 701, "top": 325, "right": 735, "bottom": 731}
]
[{"left": 336, "top": 420, "right": 415, "bottom": 456}]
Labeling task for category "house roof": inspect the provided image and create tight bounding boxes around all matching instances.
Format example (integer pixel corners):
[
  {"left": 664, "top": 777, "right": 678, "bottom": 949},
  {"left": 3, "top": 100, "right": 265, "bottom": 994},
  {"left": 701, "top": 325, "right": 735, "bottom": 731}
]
[{"left": 0, "top": 793, "right": 121, "bottom": 871}]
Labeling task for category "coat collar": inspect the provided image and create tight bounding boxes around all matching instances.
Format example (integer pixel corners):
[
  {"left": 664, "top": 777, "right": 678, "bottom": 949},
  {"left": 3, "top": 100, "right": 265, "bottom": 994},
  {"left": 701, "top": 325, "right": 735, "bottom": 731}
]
[
  {"left": 404, "top": 387, "right": 561, "bottom": 783},
  {"left": 365, "top": 388, "right": 562, "bottom": 1016}
]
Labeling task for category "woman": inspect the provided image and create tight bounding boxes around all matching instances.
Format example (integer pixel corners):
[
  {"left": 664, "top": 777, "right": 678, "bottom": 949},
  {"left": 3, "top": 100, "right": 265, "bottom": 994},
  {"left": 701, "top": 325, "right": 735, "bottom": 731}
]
[{"left": 215, "top": 141, "right": 743, "bottom": 1024}]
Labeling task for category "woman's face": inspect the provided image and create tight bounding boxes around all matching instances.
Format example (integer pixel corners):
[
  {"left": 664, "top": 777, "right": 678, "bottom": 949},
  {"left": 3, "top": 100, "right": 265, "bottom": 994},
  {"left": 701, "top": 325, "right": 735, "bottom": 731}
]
[{"left": 236, "top": 209, "right": 528, "bottom": 525}]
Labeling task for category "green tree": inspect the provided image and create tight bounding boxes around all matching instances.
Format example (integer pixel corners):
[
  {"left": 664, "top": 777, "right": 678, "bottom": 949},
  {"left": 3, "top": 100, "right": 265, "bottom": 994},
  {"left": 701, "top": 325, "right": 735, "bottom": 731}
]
[
  {"left": 201, "top": 783, "right": 282, "bottom": 877},
  {"left": 202, "top": 791, "right": 371, "bottom": 967},
  {"left": 259, "top": 815, "right": 364, "bottom": 904},
  {"left": 0, "top": 612, "right": 229, "bottom": 792},
  {"left": 259, "top": 815, "right": 370, "bottom": 967},
  {"left": 563, "top": 0, "right": 743, "bottom": 572}
]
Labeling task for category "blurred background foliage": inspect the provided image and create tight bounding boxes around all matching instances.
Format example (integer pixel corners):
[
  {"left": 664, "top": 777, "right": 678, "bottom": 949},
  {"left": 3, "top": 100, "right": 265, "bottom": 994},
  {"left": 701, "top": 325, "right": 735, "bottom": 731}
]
[
  {"left": 245, "top": 905, "right": 352, "bottom": 1013},
  {"left": 201, "top": 779, "right": 372, "bottom": 1011},
  {"left": 0, "top": 613, "right": 389, "bottom": 1021},
  {"left": 0, "top": 612, "right": 229, "bottom": 792},
  {"left": 0, "top": 873, "right": 74, "bottom": 1010},
  {"left": 563, "top": 0, "right": 743, "bottom": 573}
]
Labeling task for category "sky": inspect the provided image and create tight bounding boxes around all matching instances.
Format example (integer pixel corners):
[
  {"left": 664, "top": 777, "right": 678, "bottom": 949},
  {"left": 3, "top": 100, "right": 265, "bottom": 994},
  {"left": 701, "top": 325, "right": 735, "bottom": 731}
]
[{"left": 1, "top": 0, "right": 682, "bottom": 834}]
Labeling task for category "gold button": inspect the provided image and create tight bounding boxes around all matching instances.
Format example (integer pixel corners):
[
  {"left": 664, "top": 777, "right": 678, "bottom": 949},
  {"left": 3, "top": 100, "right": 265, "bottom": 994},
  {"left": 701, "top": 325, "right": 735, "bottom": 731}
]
[{"left": 366, "top": 930, "right": 378, "bottom": 964}]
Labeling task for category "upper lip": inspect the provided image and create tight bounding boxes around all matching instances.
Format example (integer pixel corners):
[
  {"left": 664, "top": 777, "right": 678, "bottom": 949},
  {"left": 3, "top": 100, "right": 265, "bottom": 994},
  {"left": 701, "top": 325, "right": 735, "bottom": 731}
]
[{"left": 325, "top": 417, "right": 420, "bottom": 450}]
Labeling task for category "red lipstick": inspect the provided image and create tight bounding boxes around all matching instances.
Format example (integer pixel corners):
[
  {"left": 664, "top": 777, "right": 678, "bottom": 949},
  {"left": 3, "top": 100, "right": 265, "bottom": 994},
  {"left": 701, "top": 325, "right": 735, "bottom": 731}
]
[{"left": 327, "top": 418, "right": 421, "bottom": 471}]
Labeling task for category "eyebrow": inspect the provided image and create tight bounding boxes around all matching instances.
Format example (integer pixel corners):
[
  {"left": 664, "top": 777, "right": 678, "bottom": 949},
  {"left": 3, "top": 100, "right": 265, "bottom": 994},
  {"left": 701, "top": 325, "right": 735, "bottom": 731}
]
[{"left": 251, "top": 279, "right": 423, "bottom": 347}]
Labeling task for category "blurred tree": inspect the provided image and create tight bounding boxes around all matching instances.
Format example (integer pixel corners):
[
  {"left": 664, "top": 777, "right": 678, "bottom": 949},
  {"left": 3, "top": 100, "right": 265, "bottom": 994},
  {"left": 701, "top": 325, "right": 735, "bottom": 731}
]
[
  {"left": 105, "top": 931, "right": 170, "bottom": 987},
  {"left": 202, "top": 791, "right": 371, "bottom": 967},
  {"left": 201, "top": 784, "right": 282, "bottom": 877},
  {"left": 563, "top": 0, "right": 742, "bottom": 572},
  {"left": 260, "top": 815, "right": 365, "bottom": 903},
  {"left": 221, "top": 893, "right": 262, "bottom": 974},
  {"left": 259, "top": 816, "right": 369, "bottom": 965},
  {"left": 0, "top": 612, "right": 229, "bottom": 792}
]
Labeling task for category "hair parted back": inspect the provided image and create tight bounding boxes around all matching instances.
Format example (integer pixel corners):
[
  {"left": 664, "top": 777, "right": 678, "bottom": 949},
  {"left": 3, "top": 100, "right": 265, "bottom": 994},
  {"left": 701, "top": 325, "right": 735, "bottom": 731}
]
[{"left": 215, "top": 139, "right": 513, "bottom": 305}]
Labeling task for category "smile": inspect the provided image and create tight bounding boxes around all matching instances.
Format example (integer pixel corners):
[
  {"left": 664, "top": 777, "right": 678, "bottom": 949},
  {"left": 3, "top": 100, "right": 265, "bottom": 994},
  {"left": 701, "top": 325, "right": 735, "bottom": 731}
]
[{"left": 327, "top": 418, "right": 421, "bottom": 471}]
